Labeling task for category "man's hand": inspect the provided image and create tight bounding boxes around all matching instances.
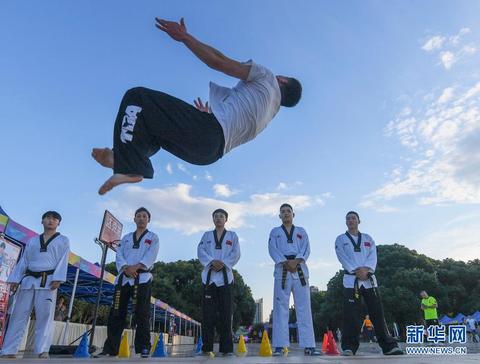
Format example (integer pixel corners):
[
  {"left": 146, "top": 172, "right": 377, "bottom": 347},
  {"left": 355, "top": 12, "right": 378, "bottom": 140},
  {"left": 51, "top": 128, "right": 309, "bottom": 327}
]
[
  {"left": 211, "top": 260, "right": 225, "bottom": 272},
  {"left": 355, "top": 267, "right": 370, "bottom": 281},
  {"left": 287, "top": 259, "right": 301, "bottom": 272},
  {"left": 9, "top": 282, "right": 19, "bottom": 294},
  {"left": 124, "top": 265, "right": 138, "bottom": 278},
  {"left": 283, "top": 261, "right": 297, "bottom": 273},
  {"left": 155, "top": 17, "right": 188, "bottom": 42},
  {"left": 50, "top": 281, "right": 61, "bottom": 290},
  {"left": 194, "top": 97, "right": 211, "bottom": 113}
]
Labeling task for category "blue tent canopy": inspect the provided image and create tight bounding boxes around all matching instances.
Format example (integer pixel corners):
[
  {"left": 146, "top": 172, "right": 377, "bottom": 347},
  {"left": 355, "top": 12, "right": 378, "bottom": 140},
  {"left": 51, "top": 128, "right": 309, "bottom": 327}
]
[{"left": 439, "top": 315, "right": 453, "bottom": 325}]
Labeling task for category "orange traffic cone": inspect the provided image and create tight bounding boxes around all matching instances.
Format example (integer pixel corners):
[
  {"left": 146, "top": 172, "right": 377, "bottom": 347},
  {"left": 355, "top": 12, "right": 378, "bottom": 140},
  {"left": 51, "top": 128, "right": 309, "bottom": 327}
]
[
  {"left": 325, "top": 330, "right": 340, "bottom": 355},
  {"left": 321, "top": 333, "right": 328, "bottom": 353}
]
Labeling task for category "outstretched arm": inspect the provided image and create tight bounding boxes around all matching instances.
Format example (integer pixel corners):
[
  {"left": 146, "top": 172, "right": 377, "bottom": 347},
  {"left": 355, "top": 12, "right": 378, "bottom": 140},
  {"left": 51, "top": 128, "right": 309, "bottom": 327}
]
[{"left": 155, "top": 17, "right": 251, "bottom": 80}]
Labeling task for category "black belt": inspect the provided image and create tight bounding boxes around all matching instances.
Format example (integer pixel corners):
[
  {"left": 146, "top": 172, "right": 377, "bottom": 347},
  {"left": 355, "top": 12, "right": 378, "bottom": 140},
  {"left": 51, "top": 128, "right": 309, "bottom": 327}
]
[
  {"left": 281, "top": 255, "right": 306, "bottom": 289},
  {"left": 113, "top": 268, "right": 151, "bottom": 317},
  {"left": 24, "top": 269, "right": 55, "bottom": 288},
  {"left": 343, "top": 270, "right": 377, "bottom": 300},
  {"left": 205, "top": 266, "right": 228, "bottom": 286}
]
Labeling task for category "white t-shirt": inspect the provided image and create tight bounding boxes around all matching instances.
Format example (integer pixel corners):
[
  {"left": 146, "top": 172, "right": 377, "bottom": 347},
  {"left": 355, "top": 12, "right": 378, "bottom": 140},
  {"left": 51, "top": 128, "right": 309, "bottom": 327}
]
[{"left": 209, "top": 61, "right": 281, "bottom": 154}]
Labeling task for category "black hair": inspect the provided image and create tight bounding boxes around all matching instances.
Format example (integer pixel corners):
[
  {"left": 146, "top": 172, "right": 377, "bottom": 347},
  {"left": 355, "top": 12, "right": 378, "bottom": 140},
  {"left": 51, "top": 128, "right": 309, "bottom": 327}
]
[
  {"left": 346, "top": 211, "right": 360, "bottom": 220},
  {"left": 280, "top": 77, "right": 302, "bottom": 107},
  {"left": 212, "top": 209, "right": 228, "bottom": 219},
  {"left": 280, "top": 203, "right": 293, "bottom": 211},
  {"left": 135, "top": 207, "right": 151, "bottom": 220},
  {"left": 42, "top": 210, "right": 62, "bottom": 222}
]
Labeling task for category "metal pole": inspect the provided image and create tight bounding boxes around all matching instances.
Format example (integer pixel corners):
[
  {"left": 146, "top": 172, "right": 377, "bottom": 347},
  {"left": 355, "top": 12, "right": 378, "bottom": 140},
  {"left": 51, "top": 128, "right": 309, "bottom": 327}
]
[
  {"left": 89, "top": 239, "right": 109, "bottom": 349},
  {"left": 152, "top": 305, "right": 156, "bottom": 332},
  {"left": 164, "top": 310, "right": 168, "bottom": 333},
  {"left": 61, "top": 267, "right": 80, "bottom": 345}
]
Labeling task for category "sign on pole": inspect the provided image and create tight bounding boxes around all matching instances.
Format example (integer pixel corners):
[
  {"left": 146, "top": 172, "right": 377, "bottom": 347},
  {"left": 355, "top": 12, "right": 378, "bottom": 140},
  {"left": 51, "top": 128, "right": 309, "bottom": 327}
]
[{"left": 98, "top": 210, "right": 123, "bottom": 250}]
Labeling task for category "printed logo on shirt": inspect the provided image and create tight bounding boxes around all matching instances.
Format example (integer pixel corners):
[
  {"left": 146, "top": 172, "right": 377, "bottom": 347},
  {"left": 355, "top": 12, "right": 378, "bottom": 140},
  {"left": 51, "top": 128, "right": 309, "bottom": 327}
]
[
  {"left": 206, "top": 240, "right": 211, "bottom": 244},
  {"left": 297, "top": 234, "right": 302, "bottom": 239},
  {"left": 364, "top": 242, "right": 371, "bottom": 247},
  {"left": 120, "top": 105, "right": 142, "bottom": 143},
  {"left": 226, "top": 240, "right": 232, "bottom": 246},
  {"left": 145, "top": 239, "right": 152, "bottom": 245}
]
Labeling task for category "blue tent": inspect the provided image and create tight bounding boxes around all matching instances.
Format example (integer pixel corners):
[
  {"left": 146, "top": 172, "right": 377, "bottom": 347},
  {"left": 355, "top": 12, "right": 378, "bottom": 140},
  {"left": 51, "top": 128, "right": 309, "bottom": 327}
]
[
  {"left": 472, "top": 311, "right": 480, "bottom": 322},
  {"left": 451, "top": 313, "right": 466, "bottom": 323},
  {"left": 439, "top": 315, "right": 453, "bottom": 325}
]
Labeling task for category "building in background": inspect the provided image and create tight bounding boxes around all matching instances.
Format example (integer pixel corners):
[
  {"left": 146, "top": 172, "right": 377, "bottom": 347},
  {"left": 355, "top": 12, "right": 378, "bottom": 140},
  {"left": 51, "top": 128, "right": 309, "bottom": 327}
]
[{"left": 254, "top": 298, "right": 263, "bottom": 324}]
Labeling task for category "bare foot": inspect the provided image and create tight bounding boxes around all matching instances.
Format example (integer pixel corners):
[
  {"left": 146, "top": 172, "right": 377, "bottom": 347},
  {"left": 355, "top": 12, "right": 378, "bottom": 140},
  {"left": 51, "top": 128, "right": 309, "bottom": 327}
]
[
  {"left": 98, "top": 174, "right": 143, "bottom": 195},
  {"left": 92, "top": 148, "right": 114, "bottom": 169}
]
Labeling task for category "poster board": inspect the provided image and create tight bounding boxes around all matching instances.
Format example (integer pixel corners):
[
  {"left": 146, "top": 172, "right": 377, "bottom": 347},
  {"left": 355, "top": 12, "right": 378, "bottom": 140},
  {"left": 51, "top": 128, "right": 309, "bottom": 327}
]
[
  {"left": 0, "top": 236, "right": 22, "bottom": 346},
  {"left": 98, "top": 210, "right": 123, "bottom": 250}
]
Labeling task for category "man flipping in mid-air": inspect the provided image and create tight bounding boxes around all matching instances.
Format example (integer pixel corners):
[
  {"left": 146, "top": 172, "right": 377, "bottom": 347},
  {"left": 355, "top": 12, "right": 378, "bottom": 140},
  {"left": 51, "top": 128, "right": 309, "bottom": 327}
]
[{"left": 93, "top": 17, "right": 302, "bottom": 195}]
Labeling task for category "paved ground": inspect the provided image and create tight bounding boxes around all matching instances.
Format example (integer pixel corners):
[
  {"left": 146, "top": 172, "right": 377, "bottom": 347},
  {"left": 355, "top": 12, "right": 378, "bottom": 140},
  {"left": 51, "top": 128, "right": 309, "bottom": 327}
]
[{"left": 6, "top": 342, "right": 480, "bottom": 363}]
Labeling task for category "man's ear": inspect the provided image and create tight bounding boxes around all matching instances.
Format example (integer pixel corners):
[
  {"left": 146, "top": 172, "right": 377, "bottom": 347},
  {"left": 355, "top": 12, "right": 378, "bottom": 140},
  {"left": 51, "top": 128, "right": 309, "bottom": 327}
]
[{"left": 293, "top": 212, "right": 295, "bottom": 218}]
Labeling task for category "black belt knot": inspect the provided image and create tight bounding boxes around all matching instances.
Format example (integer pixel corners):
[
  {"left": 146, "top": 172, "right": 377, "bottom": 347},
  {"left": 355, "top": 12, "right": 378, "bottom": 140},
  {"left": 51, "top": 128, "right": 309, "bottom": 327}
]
[
  {"left": 24, "top": 269, "right": 55, "bottom": 288},
  {"left": 281, "top": 255, "right": 306, "bottom": 289}
]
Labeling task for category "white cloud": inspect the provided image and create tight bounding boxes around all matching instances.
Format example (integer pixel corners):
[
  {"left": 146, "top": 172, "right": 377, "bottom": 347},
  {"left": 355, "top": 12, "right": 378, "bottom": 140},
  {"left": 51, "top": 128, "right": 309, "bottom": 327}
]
[
  {"left": 412, "top": 213, "right": 480, "bottom": 261},
  {"left": 363, "top": 81, "right": 480, "bottom": 210},
  {"left": 204, "top": 171, "right": 213, "bottom": 181},
  {"left": 213, "top": 184, "right": 237, "bottom": 198},
  {"left": 100, "top": 184, "right": 325, "bottom": 235},
  {"left": 437, "top": 87, "right": 454, "bottom": 104},
  {"left": 422, "top": 36, "right": 446, "bottom": 52},
  {"left": 421, "top": 28, "right": 475, "bottom": 70},
  {"left": 440, "top": 51, "right": 456, "bottom": 69},
  {"left": 165, "top": 163, "right": 173, "bottom": 175},
  {"left": 177, "top": 163, "right": 188, "bottom": 173},
  {"left": 277, "top": 182, "right": 288, "bottom": 191},
  {"left": 449, "top": 27, "right": 471, "bottom": 45}
]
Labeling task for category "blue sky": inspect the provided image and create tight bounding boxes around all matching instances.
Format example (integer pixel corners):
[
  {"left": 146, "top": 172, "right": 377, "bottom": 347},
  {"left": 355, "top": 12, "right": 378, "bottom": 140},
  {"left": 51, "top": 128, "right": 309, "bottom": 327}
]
[{"left": 1, "top": 1, "right": 479, "bottom": 317}]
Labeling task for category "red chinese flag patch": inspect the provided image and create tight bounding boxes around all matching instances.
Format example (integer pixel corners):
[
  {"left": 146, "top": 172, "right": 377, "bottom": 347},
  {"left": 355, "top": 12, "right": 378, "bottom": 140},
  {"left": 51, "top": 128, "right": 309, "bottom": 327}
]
[
  {"left": 145, "top": 239, "right": 152, "bottom": 245},
  {"left": 364, "top": 242, "right": 371, "bottom": 247},
  {"left": 226, "top": 240, "right": 233, "bottom": 246},
  {"left": 297, "top": 234, "right": 302, "bottom": 239}
]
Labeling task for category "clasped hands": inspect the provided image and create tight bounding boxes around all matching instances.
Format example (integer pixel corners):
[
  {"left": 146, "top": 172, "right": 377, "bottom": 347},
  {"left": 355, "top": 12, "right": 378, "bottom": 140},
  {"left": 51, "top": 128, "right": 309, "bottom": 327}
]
[
  {"left": 210, "top": 260, "right": 225, "bottom": 271},
  {"left": 123, "top": 263, "right": 146, "bottom": 278},
  {"left": 283, "top": 259, "right": 302, "bottom": 273},
  {"left": 354, "top": 267, "right": 370, "bottom": 281}
]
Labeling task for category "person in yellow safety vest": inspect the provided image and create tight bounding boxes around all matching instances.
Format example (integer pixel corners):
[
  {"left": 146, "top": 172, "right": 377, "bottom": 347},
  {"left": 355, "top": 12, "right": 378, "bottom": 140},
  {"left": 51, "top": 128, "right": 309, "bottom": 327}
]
[{"left": 420, "top": 290, "right": 439, "bottom": 327}]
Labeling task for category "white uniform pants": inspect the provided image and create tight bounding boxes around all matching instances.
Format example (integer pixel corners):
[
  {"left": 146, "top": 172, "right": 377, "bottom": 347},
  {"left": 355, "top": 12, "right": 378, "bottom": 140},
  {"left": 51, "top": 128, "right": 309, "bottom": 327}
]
[
  {"left": 1, "top": 288, "right": 57, "bottom": 354},
  {"left": 272, "top": 276, "right": 315, "bottom": 348}
]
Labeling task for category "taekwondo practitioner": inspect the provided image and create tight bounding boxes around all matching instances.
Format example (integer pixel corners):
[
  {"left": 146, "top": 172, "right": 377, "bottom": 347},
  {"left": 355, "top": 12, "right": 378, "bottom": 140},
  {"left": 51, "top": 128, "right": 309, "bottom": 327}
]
[
  {"left": 268, "top": 203, "right": 321, "bottom": 356},
  {"left": 197, "top": 209, "right": 240, "bottom": 357},
  {"left": 92, "top": 17, "right": 302, "bottom": 195},
  {"left": 1, "top": 211, "right": 70, "bottom": 359},
  {"left": 98, "top": 207, "right": 159, "bottom": 358},
  {"left": 334, "top": 211, "right": 403, "bottom": 356}
]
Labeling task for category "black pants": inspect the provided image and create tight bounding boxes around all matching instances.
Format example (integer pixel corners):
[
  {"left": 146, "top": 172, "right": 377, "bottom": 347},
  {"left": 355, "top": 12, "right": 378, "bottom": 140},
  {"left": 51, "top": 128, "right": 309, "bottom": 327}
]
[
  {"left": 102, "top": 281, "right": 152, "bottom": 354},
  {"left": 202, "top": 283, "right": 233, "bottom": 353},
  {"left": 425, "top": 319, "right": 439, "bottom": 327},
  {"left": 342, "top": 286, "right": 398, "bottom": 354},
  {"left": 113, "top": 87, "right": 225, "bottom": 178}
]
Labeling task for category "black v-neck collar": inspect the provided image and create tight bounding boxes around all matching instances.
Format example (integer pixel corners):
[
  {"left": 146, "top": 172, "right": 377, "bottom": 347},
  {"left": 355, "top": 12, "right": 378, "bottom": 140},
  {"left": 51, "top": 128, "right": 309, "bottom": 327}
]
[
  {"left": 281, "top": 225, "right": 295, "bottom": 243},
  {"left": 133, "top": 229, "right": 149, "bottom": 249},
  {"left": 214, "top": 229, "right": 227, "bottom": 249},
  {"left": 40, "top": 232, "right": 60, "bottom": 252}
]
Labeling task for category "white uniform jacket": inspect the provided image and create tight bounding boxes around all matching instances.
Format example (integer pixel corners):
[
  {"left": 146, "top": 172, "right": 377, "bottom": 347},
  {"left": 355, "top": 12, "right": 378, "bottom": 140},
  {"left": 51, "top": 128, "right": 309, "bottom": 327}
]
[
  {"left": 8, "top": 233, "right": 70, "bottom": 290},
  {"left": 335, "top": 232, "right": 378, "bottom": 288},
  {"left": 268, "top": 225, "right": 310, "bottom": 280},
  {"left": 115, "top": 230, "right": 159, "bottom": 286},
  {"left": 197, "top": 230, "right": 240, "bottom": 286}
]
